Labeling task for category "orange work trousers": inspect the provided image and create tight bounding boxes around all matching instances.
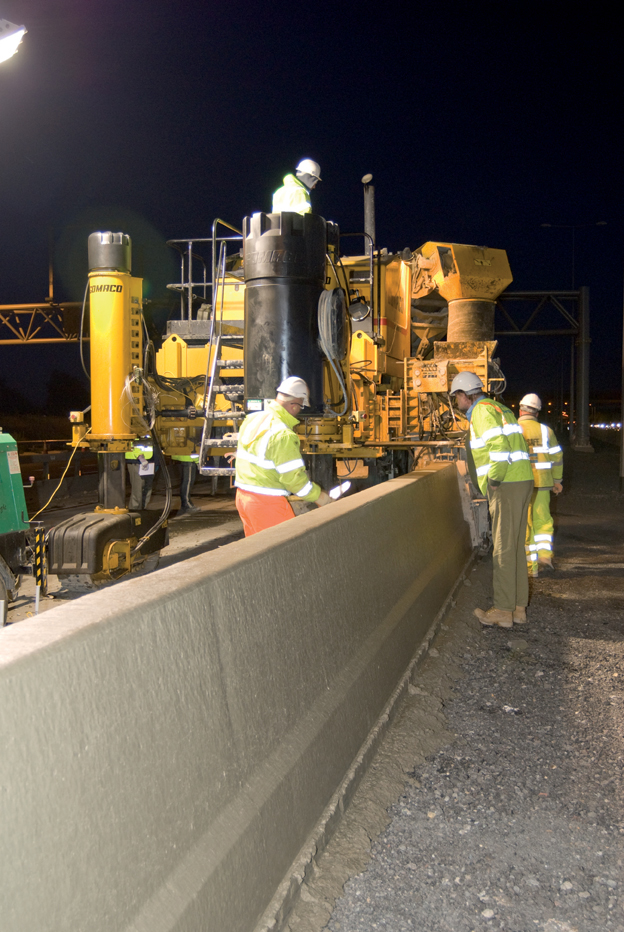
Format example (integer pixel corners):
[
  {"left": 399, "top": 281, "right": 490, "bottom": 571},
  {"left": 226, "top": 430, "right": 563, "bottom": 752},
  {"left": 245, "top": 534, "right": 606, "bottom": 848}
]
[{"left": 235, "top": 488, "right": 295, "bottom": 537}]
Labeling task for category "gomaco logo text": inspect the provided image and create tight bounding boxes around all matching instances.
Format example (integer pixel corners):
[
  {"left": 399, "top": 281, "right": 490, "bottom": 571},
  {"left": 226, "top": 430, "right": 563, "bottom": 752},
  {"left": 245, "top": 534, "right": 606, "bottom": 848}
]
[{"left": 89, "top": 283, "right": 123, "bottom": 293}]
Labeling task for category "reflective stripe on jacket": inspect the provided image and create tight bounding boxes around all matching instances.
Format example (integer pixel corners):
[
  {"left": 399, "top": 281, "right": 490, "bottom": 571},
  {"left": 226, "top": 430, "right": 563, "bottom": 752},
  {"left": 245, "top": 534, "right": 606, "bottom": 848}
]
[
  {"left": 235, "top": 400, "right": 321, "bottom": 502},
  {"left": 468, "top": 398, "right": 532, "bottom": 494},
  {"left": 125, "top": 440, "right": 153, "bottom": 461},
  {"left": 272, "top": 174, "right": 312, "bottom": 214},
  {"left": 518, "top": 415, "right": 563, "bottom": 489}
]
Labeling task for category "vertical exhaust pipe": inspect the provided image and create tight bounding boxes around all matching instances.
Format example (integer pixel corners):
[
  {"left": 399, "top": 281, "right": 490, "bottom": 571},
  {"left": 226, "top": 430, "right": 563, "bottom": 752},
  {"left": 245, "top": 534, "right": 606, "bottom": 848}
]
[
  {"left": 362, "top": 173, "right": 376, "bottom": 246},
  {"left": 362, "top": 174, "right": 381, "bottom": 342}
]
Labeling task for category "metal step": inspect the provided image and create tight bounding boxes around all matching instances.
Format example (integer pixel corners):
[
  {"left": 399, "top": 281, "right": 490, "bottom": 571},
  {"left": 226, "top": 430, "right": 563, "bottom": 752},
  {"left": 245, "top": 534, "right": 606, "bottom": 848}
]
[
  {"left": 199, "top": 467, "right": 236, "bottom": 476},
  {"left": 215, "top": 383, "right": 245, "bottom": 394},
  {"left": 217, "top": 360, "right": 244, "bottom": 368},
  {"left": 203, "top": 436, "right": 238, "bottom": 447}
]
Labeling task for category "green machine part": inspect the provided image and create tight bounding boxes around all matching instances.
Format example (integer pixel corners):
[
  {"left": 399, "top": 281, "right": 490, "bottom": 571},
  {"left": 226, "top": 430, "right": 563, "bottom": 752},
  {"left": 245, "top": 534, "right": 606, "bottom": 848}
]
[{"left": 0, "top": 430, "right": 30, "bottom": 535}]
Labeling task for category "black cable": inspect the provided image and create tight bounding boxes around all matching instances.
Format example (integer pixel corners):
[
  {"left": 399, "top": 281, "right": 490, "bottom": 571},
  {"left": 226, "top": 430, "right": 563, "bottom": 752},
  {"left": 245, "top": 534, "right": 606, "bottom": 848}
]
[
  {"left": 144, "top": 340, "right": 195, "bottom": 406},
  {"left": 79, "top": 280, "right": 90, "bottom": 381},
  {"left": 131, "top": 429, "right": 172, "bottom": 557}
]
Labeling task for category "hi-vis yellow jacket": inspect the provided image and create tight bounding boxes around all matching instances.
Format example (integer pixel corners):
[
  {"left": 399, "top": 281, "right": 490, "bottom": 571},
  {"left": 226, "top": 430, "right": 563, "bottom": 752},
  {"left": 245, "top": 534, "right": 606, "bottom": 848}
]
[
  {"left": 518, "top": 415, "right": 563, "bottom": 489},
  {"left": 235, "top": 400, "right": 321, "bottom": 501},
  {"left": 468, "top": 398, "right": 532, "bottom": 495},
  {"left": 272, "top": 174, "right": 312, "bottom": 214},
  {"left": 125, "top": 438, "right": 153, "bottom": 461}
]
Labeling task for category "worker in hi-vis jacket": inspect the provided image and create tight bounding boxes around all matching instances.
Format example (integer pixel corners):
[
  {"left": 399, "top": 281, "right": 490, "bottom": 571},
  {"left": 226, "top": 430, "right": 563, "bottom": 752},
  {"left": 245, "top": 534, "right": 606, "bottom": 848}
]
[
  {"left": 450, "top": 371, "right": 534, "bottom": 630},
  {"left": 234, "top": 376, "right": 331, "bottom": 536},
  {"left": 272, "top": 159, "right": 321, "bottom": 214},
  {"left": 518, "top": 393, "right": 563, "bottom": 575}
]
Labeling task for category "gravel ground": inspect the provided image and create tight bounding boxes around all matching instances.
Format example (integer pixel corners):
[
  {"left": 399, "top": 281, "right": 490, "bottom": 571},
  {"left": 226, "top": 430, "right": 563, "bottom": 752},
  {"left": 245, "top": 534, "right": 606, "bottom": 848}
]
[{"left": 287, "top": 442, "right": 624, "bottom": 932}]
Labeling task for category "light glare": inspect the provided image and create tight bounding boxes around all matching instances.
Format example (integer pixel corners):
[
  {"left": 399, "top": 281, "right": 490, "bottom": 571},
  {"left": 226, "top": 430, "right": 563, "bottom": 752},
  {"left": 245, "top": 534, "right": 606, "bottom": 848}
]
[{"left": 0, "top": 20, "right": 26, "bottom": 64}]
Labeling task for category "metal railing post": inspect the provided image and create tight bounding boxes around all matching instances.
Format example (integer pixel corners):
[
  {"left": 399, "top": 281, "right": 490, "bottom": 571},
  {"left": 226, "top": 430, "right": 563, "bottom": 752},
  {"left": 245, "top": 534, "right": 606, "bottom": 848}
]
[
  {"left": 573, "top": 286, "right": 593, "bottom": 451},
  {"left": 33, "top": 521, "right": 47, "bottom": 613}
]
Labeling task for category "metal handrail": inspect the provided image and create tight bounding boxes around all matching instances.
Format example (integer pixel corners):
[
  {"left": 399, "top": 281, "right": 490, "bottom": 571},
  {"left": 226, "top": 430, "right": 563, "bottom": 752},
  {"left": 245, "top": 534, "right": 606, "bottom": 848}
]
[{"left": 166, "top": 221, "right": 243, "bottom": 321}]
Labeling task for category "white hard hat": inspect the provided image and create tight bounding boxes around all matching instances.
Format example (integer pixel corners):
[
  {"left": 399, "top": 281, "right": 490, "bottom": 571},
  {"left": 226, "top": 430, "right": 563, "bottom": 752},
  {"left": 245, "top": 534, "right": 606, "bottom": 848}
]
[
  {"left": 276, "top": 376, "right": 310, "bottom": 406},
  {"left": 449, "top": 371, "right": 484, "bottom": 395},
  {"left": 296, "top": 158, "right": 322, "bottom": 182},
  {"left": 519, "top": 393, "right": 542, "bottom": 411}
]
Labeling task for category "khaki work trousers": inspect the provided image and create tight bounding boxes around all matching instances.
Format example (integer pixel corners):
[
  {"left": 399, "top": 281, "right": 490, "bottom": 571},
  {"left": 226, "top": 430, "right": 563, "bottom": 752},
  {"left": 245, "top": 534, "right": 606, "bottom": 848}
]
[{"left": 487, "top": 479, "right": 534, "bottom": 612}]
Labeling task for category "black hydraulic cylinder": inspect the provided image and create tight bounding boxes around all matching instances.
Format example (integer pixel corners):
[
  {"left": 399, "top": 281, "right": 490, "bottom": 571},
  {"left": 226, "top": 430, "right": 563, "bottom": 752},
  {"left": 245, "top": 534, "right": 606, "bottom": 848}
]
[
  {"left": 98, "top": 451, "right": 126, "bottom": 510},
  {"left": 243, "top": 212, "right": 329, "bottom": 415},
  {"left": 88, "top": 231, "right": 131, "bottom": 273}
]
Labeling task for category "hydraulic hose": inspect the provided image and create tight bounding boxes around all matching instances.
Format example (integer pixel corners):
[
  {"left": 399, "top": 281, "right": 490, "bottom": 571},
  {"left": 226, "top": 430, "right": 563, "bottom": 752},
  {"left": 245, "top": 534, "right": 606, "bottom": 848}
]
[
  {"left": 131, "top": 428, "right": 172, "bottom": 557},
  {"left": 318, "top": 286, "right": 349, "bottom": 417}
]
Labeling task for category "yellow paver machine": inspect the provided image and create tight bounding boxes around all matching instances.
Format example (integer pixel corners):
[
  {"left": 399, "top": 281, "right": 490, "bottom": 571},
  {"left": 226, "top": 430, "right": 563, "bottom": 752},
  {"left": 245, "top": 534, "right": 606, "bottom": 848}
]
[{"left": 48, "top": 206, "right": 513, "bottom": 585}]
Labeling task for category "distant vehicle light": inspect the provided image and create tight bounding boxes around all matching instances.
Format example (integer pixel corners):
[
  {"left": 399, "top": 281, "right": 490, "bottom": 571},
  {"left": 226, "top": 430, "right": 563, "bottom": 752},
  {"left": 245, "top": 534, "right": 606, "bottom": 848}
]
[{"left": 0, "top": 20, "right": 26, "bottom": 64}]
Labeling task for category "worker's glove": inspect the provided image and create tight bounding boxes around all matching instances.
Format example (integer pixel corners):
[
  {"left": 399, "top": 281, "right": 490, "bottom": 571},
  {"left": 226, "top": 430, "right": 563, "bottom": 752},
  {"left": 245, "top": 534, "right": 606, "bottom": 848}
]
[
  {"left": 315, "top": 490, "right": 332, "bottom": 507},
  {"left": 553, "top": 481, "right": 563, "bottom": 495},
  {"left": 487, "top": 479, "right": 501, "bottom": 491}
]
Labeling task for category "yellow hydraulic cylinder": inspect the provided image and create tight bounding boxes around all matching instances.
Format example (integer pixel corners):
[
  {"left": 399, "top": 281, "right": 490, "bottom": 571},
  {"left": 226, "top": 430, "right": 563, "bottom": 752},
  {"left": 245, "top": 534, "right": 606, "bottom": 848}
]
[{"left": 88, "top": 270, "right": 134, "bottom": 439}]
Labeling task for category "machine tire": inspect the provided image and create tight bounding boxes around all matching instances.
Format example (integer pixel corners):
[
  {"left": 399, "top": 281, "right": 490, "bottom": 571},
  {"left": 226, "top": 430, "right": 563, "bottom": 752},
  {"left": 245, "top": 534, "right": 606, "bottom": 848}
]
[{"left": 1, "top": 577, "right": 7, "bottom": 626}]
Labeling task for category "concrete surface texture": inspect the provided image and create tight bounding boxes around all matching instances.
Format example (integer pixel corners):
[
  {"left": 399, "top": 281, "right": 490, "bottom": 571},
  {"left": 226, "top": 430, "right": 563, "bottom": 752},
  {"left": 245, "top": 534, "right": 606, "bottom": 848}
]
[
  {"left": 282, "top": 442, "right": 624, "bottom": 932},
  {"left": 0, "top": 464, "right": 471, "bottom": 932}
]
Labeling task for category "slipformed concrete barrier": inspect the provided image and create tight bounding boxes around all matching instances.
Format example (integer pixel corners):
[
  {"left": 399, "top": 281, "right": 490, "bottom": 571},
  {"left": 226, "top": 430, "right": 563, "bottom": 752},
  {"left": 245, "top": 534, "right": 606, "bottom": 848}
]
[{"left": 0, "top": 464, "right": 472, "bottom": 932}]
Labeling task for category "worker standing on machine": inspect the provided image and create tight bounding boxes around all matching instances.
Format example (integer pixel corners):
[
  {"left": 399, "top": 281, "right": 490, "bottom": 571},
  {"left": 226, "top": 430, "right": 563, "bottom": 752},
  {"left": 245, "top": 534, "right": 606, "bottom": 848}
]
[
  {"left": 272, "top": 159, "right": 321, "bottom": 215},
  {"left": 518, "top": 393, "right": 563, "bottom": 575},
  {"left": 234, "top": 376, "right": 331, "bottom": 536},
  {"left": 450, "top": 372, "right": 533, "bottom": 629}
]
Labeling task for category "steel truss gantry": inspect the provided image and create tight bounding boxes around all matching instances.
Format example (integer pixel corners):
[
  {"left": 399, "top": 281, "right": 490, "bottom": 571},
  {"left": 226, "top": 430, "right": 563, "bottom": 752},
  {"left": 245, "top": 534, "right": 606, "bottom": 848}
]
[
  {"left": 0, "top": 302, "right": 84, "bottom": 345},
  {"left": 495, "top": 288, "right": 592, "bottom": 452}
]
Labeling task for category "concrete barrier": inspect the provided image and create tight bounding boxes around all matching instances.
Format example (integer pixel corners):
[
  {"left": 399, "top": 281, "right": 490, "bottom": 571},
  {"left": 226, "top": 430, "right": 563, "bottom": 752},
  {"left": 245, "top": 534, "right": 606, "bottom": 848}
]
[{"left": 0, "top": 464, "right": 472, "bottom": 932}]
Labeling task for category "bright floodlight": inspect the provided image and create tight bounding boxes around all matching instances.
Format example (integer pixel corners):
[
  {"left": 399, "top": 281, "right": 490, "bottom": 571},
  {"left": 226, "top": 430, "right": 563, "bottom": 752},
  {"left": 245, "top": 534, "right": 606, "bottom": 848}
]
[{"left": 0, "top": 19, "right": 26, "bottom": 64}]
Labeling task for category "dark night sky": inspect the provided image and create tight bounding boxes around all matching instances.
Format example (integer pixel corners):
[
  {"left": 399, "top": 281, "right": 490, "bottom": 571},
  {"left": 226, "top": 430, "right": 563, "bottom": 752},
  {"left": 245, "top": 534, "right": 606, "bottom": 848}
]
[{"left": 1, "top": 0, "right": 622, "bottom": 408}]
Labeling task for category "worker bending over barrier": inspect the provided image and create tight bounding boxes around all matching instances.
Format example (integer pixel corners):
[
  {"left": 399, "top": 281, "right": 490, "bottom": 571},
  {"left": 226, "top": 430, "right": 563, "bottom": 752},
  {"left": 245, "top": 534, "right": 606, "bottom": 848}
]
[
  {"left": 451, "top": 372, "right": 533, "bottom": 629},
  {"left": 518, "top": 393, "right": 563, "bottom": 574},
  {"left": 235, "top": 376, "right": 331, "bottom": 536}
]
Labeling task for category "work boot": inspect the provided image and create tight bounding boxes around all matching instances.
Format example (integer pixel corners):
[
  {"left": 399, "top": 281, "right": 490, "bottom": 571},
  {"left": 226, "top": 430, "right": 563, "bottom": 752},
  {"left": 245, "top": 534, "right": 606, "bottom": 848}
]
[
  {"left": 538, "top": 557, "right": 554, "bottom": 572},
  {"left": 513, "top": 605, "right": 527, "bottom": 624},
  {"left": 474, "top": 607, "right": 514, "bottom": 629},
  {"left": 177, "top": 503, "right": 201, "bottom": 517}
]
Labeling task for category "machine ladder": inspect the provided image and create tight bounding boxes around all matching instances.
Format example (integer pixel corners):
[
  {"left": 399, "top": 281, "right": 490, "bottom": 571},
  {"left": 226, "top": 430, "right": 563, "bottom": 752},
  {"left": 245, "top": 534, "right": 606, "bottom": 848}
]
[
  {"left": 167, "top": 221, "right": 244, "bottom": 486},
  {"left": 198, "top": 341, "right": 243, "bottom": 479},
  {"left": 197, "top": 235, "right": 244, "bottom": 481}
]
